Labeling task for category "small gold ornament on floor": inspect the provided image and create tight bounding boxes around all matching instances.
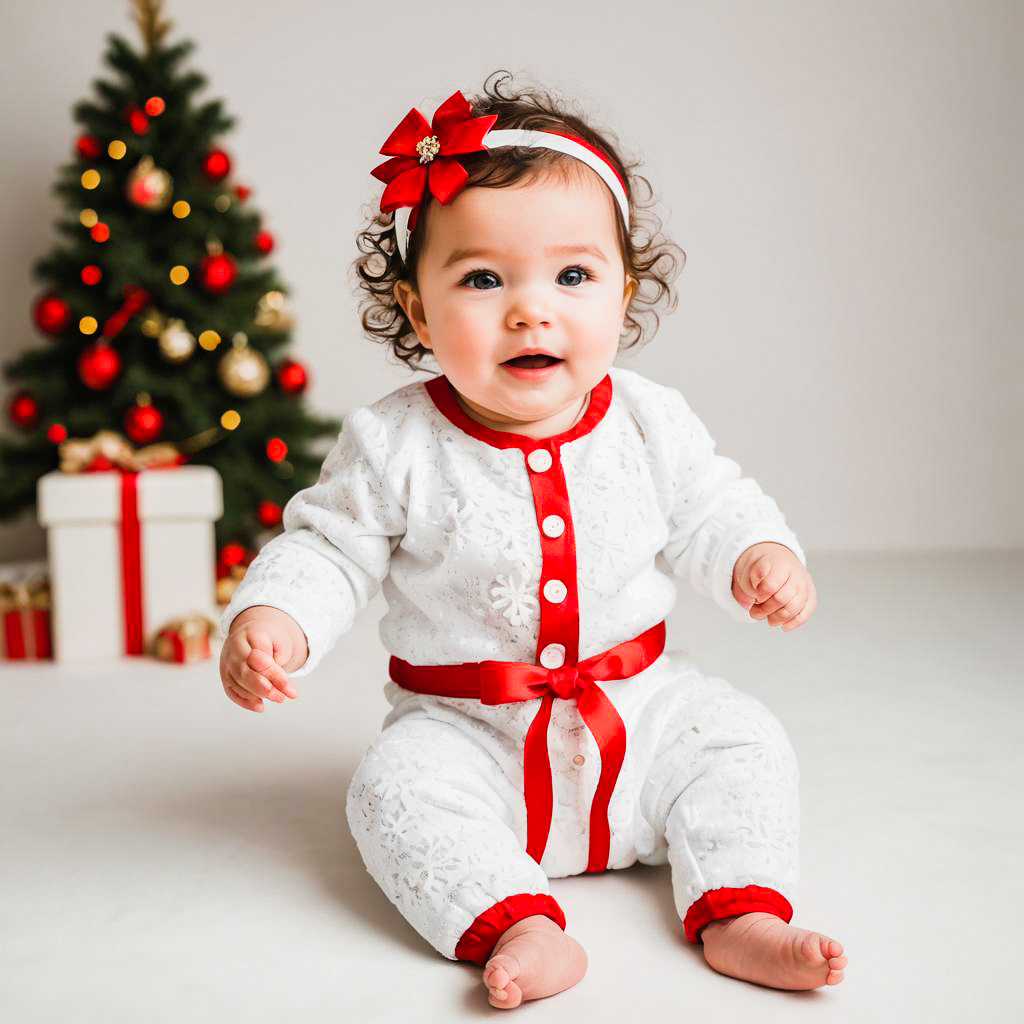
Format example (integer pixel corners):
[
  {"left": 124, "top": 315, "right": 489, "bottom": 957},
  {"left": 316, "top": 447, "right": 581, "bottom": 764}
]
[{"left": 149, "top": 613, "right": 215, "bottom": 663}]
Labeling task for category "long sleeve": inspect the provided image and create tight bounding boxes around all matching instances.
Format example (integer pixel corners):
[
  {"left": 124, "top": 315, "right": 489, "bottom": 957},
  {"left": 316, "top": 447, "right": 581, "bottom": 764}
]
[
  {"left": 658, "top": 388, "right": 806, "bottom": 624},
  {"left": 218, "top": 404, "right": 407, "bottom": 677}
]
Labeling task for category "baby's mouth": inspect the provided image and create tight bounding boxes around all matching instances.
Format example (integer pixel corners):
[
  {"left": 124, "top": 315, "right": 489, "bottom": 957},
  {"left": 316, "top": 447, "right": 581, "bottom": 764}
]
[{"left": 501, "top": 355, "right": 564, "bottom": 368}]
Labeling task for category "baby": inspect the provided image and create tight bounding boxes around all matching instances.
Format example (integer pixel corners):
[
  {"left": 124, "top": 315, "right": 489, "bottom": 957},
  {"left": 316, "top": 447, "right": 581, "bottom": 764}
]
[{"left": 219, "top": 72, "right": 847, "bottom": 1009}]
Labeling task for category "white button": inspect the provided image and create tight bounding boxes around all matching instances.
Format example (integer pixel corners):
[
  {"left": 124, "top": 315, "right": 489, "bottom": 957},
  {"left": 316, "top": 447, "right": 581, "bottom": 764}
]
[
  {"left": 527, "top": 449, "right": 553, "bottom": 473},
  {"left": 539, "top": 643, "right": 566, "bottom": 669},
  {"left": 573, "top": 754, "right": 585, "bottom": 766},
  {"left": 541, "top": 515, "right": 565, "bottom": 538},
  {"left": 543, "top": 579, "right": 567, "bottom": 603}
]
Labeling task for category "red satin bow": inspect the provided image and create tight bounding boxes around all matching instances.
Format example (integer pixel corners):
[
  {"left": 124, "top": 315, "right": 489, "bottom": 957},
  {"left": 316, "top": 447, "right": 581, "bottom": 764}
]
[
  {"left": 476, "top": 626, "right": 663, "bottom": 872},
  {"left": 371, "top": 90, "right": 497, "bottom": 232}
]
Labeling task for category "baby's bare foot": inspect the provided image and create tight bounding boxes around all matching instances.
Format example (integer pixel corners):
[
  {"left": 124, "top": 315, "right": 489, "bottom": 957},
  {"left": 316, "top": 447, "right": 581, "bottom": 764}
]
[
  {"left": 481, "top": 914, "right": 588, "bottom": 1009},
  {"left": 701, "top": 912, "right": 848, "bottom": 990}
]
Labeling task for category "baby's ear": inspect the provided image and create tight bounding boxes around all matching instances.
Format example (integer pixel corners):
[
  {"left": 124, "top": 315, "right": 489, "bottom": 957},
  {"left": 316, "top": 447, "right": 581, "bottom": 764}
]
[
  {"left": 394, "top": 281, "right": 431, "bottom": 347},
  {"left": 622, "top": 275, "right": 637, "bottom": 311}
]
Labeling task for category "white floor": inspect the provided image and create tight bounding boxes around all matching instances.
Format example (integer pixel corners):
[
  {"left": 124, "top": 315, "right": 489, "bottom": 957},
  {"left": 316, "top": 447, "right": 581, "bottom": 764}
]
[{"left": 2, "top": 551, "right": 1021, "bottom": 1022}]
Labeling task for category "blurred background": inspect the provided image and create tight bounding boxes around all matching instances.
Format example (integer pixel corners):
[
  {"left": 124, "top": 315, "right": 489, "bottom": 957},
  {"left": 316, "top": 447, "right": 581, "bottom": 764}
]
[{"left": 1, "top": 0, "right": 1019, "bottom": 563}]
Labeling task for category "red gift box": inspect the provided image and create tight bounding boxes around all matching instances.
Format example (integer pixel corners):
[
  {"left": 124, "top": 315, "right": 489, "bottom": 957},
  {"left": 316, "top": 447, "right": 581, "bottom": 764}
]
[{"left": 0, "top": 560, "right": 53, "bottom": 661}]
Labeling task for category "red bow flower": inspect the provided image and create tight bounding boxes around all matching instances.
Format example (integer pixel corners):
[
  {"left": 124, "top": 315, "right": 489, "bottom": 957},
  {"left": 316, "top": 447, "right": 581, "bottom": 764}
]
[{"left": 371, "top": 90, "right": 498, "bottom": 232}]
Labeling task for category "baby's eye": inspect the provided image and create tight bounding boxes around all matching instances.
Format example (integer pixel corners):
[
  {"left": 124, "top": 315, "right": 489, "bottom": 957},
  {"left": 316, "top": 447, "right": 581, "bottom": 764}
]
[
  {"left": 558, "top": 265, "right": 592, "bottom": 286},
  {"left": 460, "top": 269, "right": 500, "bottom": 290}
]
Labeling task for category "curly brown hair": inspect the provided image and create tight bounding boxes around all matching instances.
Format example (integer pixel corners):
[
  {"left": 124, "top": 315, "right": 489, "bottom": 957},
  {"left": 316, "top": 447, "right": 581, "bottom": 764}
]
[{"left": 352, "top": 70, "right": 686, "bottom": 371}]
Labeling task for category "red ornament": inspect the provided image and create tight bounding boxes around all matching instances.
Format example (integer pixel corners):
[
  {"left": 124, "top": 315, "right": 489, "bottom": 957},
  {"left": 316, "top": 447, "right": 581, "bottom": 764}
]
[
  {"left": 198, "top": 252, "right": 237, "bottom": 294},
  {"left": 234, "top": 184, "right": 251, "bottom": 201},
  {"left": 123, "top": 105, "right": 150, "bottom": 135},
  {"left": 123, "top": 399, "right": 164, "bottom": 444},
  {"left": 266, "top": 437, "right": 288, "bottom": 462},
  {"left": 34, "top": 294, "right": 72, "bottom": 335},
  {"left": 276, "top": 358, "right": 308, "bottom": 395},
  {"left": 76, "top": 135, "right": 103, "bottom": 160},
  {"left": 257, "top": 501, "right": 282, "bottom": 528},
  {"left": 201, "top": 148, "right": 232, "bottom": 183},
  {"left": 144, "top": 96, "right": 166, "bottom": 116},
  {"left": 47, "top": 423, "right": 68, "bottom": 444},
  {"left": 8, "top": 390, "right": 41, "bottom": 428},
  {"left": 81, "top": 265, "right": 102, "bottom": 286},
  {"left": 78, "top": 343, "right": 122, "bottom": 390},
  {"left": 91, "top": 223, "right": 110, "bottom": 243},
  {"left": 254, "top": 229, "right": 274, "bottom": 255},
  {"left": 217, "top": 542, "right": 252, "bottom": 578}
]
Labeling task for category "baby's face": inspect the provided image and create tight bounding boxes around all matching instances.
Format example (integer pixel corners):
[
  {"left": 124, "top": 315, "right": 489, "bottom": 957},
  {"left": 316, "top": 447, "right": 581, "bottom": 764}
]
[{"left": 394, "top": 168, "right": 635, "bottom": 438}]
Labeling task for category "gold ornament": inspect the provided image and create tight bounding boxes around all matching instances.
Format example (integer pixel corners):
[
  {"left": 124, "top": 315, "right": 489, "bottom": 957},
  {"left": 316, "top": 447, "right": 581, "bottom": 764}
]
[
  {"left": 140, "top": 308, "right": 163, "bottom": 337},
  {"left": 217, "top": 337, "right": 270, "bottom": 397},
  {"left": 216, "top": 565, "right": 247, "bottom": 606},
  {"left": 125, "top": 155, "right": 173, "bottom": 211},
  {"left": 158, "top": 318, "right": 197, "bottom": 362},
  {"left": 253, "top": 290, "right": 294, "bottom": 331}
]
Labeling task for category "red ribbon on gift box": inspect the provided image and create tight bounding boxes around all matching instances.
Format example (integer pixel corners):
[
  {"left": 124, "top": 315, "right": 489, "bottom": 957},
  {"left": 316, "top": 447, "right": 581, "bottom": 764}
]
[
  {"left": 1, "top": 578, "right": 52, "bottom": 660},
  {"left": 81, "top": 458, "right": 184, "bottom": 656}
]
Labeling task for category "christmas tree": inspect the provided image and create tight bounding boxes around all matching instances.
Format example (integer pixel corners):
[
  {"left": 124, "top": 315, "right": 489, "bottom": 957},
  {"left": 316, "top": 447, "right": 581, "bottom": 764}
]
[{"left": 0, "top": 0, "right": 340, "bottom": 579}]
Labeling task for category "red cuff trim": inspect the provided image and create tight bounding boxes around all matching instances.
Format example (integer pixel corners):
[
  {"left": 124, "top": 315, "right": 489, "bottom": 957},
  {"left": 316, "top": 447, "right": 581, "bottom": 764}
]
[
  {"left": 454, "top": 892, "right": 567, "bottom": 965},
  {"left": 682, "top": 884, "right": 793, "bottom": 944}
]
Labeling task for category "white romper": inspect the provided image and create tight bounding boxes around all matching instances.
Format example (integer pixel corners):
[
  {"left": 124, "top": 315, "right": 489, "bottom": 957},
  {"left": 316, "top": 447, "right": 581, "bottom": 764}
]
[{"left": 219, "top": 365, "right": 805, "bottom": 964}]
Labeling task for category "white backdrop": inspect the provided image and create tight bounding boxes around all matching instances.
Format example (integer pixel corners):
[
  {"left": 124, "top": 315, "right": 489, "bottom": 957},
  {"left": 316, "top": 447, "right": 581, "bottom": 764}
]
[{"left": 1, "top": 0, "right": 1019, "bottom": 561}]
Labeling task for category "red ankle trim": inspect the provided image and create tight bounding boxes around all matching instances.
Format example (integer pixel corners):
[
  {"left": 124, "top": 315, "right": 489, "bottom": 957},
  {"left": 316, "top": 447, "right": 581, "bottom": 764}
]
[
  {"left": 454, "top": 892, "right": 567, "bottom": 965},
  {"left": 683, "top": 884, "right": 793, "bottom": 944}
]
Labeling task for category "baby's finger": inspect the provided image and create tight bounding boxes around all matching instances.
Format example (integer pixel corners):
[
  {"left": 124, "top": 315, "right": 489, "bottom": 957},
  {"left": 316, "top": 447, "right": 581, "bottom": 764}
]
[
  {"left": 782, "top": 587, "right": 817, "bottom": 631},
  {"left": 239, "top": 664, "right": 287, "bottom": 702},
  {"left": 247, "top": 649, "right": 299, "bottom": 699},
  {"left": 750, "top": 579, "right": 800, "bottom": 619},
  {"left": 767, "top": 591, "right": 806, "bottom": 627},
  {"left": 224, "top": 679, "right": 264, "bottom": 712}
]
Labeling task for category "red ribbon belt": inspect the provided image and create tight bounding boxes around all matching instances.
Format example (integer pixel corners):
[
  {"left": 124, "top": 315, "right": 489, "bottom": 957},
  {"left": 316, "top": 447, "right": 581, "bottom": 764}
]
[{"left": 388, "top": 619, "right": 666, "bottom": 873}]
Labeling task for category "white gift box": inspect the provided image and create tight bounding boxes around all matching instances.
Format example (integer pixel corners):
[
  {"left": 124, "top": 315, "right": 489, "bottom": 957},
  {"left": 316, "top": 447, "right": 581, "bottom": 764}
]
[{"left": 37, "top": 465, "right": 223, "bottom": 663}]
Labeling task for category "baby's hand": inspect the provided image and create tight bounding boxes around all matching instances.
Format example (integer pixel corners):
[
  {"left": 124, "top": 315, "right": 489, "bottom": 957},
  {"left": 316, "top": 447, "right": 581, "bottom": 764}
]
[
  {"left": 219, "top": 606, "right": 304, "bottom": 712},
  {"left": 731, "top": 542, "right": 817, "bottom": 632}
]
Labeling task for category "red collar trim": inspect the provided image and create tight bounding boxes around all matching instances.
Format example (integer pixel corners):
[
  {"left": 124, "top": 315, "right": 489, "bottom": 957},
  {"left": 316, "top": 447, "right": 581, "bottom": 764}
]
[{"left": 423, "top": 373, "right": 613, "bottom": 450}]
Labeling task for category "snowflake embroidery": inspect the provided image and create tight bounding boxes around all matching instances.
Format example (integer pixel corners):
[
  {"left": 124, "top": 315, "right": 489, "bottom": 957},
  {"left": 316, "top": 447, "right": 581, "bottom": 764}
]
[
  {"left": 403, "top": 833, "right": 465, "bottom": 901},
  {"left": 489, "top": 572, "right": 539, "bottom": 627},
  {"left": 379, "top": 803, "right": 418, "bottom": 845},
  {"left": 369, "top": 759, "right": 421, "bottom": 807}
]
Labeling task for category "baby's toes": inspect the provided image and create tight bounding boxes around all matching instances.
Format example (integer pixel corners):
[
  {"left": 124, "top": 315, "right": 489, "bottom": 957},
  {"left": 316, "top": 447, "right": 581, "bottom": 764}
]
[
  {"left": 798, "top": 931, "right": 830, "bottom": 965},
  {"left": 484, "top": 953, "right": 519, "bottom": 990},
  {"left": 484, "top": 963, "right": 508, "bottom": 990},
  {"left": 826, "top": 966, "right": 845, "bottom": 986},
  {"left": 488, "top": 980, "right": 523, "bottom": 1009},
  {"left": 829, "top": 954, "right": 848, "bottom": 971}
]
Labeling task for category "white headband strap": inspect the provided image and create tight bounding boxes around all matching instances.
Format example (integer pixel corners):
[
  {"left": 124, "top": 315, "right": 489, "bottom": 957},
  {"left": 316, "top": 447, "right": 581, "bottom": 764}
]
[{"left": 394, "top": 128, "right": 631, "bottom": 262}]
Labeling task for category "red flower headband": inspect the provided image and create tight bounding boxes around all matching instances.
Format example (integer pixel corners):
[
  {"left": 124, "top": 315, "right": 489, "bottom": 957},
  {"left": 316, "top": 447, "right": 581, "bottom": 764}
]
[{"left": 371, "top": 90, "right": 631, "bottom": 262}]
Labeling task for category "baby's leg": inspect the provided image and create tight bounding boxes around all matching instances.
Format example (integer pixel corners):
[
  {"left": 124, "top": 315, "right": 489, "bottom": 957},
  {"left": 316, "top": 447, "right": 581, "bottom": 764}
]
[
  {"left": 346, "top": 714, "right": 587, "bottom": 1008},
  {"left": 644, "top": 673, "right": 846, "bottom": 990}
]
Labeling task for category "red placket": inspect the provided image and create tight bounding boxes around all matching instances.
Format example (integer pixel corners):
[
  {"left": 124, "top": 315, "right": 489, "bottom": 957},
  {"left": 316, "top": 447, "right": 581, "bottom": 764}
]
[{"left": 397, "top": 374, "right": 659, "bottom": 873}]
